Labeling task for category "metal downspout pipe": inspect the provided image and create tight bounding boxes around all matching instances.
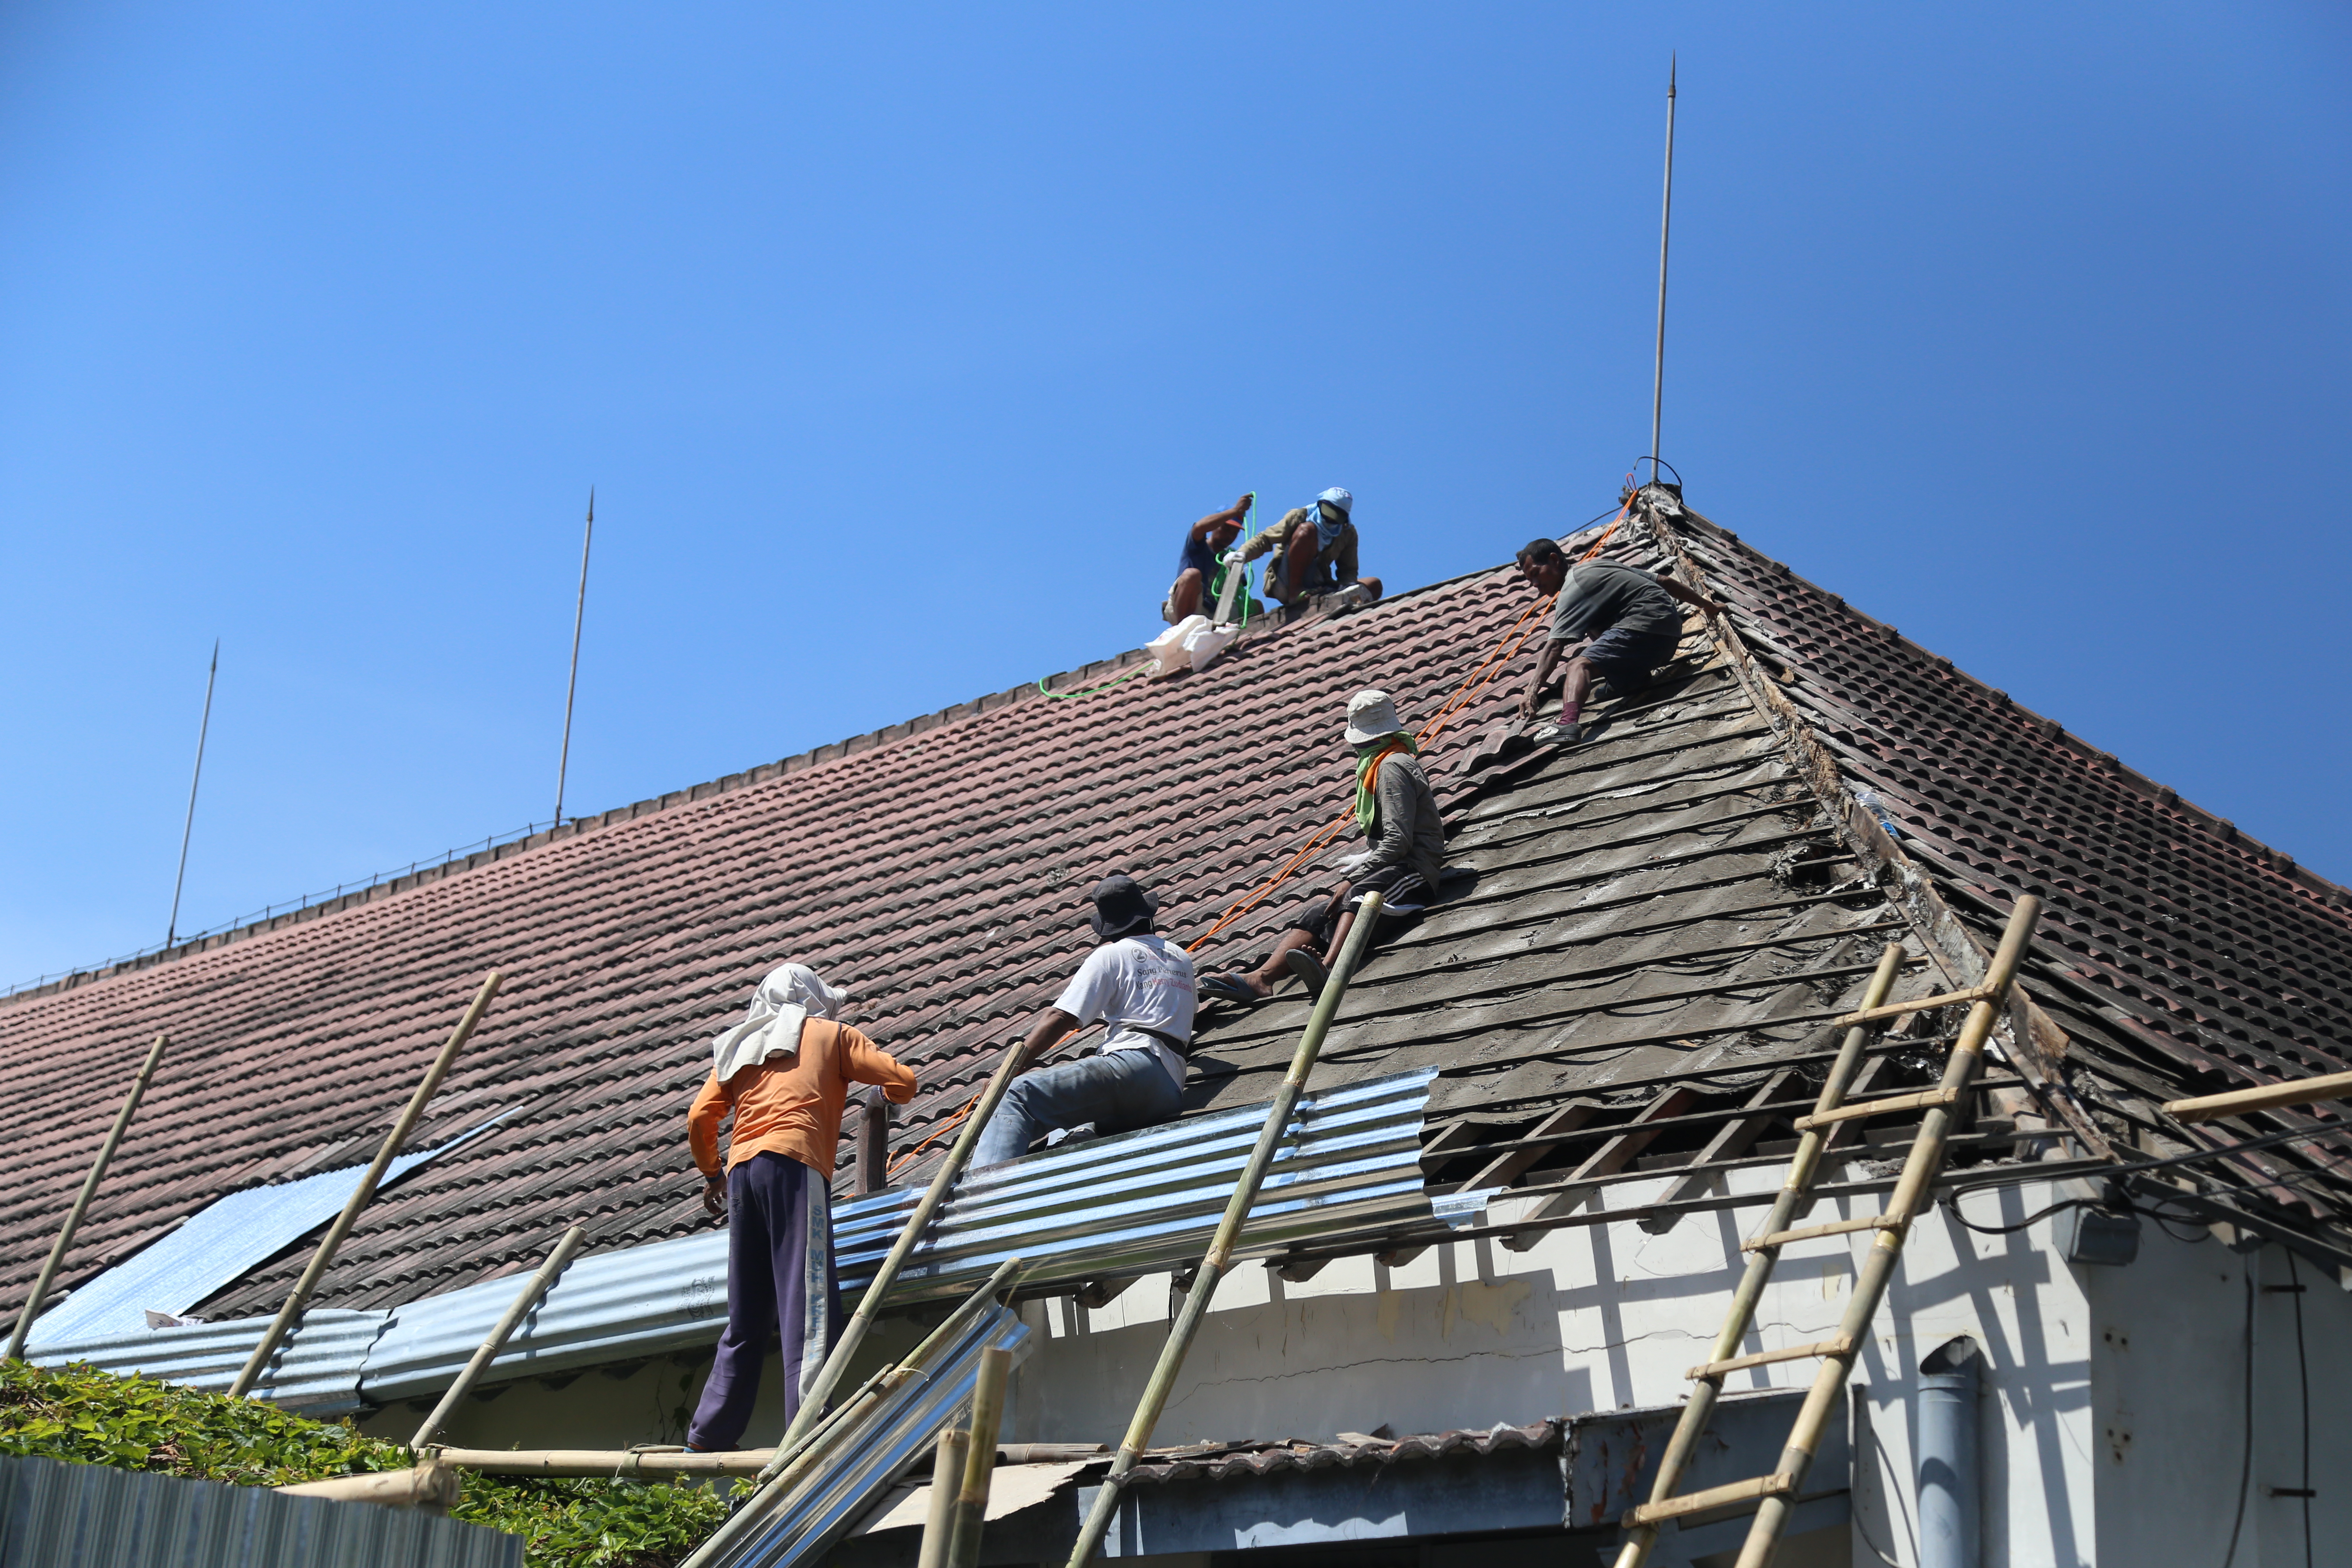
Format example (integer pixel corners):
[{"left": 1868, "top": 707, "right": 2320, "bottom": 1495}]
[{"left": 1915, "top": 1335, "right": 1981, "bottom": 1568}]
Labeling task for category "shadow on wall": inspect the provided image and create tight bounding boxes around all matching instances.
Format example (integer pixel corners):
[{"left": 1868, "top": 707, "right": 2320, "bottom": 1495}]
[{"left": 1012, "top": 1245, "right": 1580, "bottom": 1444}]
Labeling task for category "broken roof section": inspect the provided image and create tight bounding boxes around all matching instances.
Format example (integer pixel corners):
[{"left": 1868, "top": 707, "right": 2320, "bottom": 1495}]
[{"left": 2, "top": 489, "right": 2346, "bottom": 1342}]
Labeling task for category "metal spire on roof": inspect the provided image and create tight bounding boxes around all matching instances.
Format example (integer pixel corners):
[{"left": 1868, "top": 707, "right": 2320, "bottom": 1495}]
[
  {"left": 1649, "top": 54, "right": 1677, "bottom": 487},
  {"left": 165, "top": 639, "right": 218, "bottom": 948},
  {"left": 554, "top": 488, "right": 594, "bottom": 827}
]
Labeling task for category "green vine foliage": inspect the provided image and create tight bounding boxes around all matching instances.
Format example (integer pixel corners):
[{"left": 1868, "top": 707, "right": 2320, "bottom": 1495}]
[{"left": 0, "top": 1360, "right": 738, "bottom": 1568}]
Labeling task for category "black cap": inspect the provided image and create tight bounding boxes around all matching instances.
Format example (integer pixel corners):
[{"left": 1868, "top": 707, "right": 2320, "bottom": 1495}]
[{"left": 1088, "top": 873, "right": 1158, "bottom": 940}]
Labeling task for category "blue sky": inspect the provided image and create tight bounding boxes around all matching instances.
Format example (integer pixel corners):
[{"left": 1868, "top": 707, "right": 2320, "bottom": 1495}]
[{"left": 3, "top": 3, "right": 2346, "bottom": 986}]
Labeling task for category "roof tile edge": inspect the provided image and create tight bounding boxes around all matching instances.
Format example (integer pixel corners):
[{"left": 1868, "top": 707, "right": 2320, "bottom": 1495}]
[{"left": 1671, "top": 509, "right": 2352, "bottom": 916}]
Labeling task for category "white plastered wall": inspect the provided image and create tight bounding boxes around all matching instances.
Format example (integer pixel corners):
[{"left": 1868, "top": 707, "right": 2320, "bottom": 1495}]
[{"left": 1009, "top": 1167, "right": 2098, "bottom": 1566}]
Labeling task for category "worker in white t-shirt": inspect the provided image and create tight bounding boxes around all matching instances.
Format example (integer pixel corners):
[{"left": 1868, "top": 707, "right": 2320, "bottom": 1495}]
[{"left": 972, "top": 873, "right": 1197, "bottom": 1168}]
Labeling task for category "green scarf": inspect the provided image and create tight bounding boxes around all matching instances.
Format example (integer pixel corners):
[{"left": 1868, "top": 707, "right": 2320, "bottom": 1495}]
[{"left": 1354, "top": 734, "right": 1419, "bottom": 833}]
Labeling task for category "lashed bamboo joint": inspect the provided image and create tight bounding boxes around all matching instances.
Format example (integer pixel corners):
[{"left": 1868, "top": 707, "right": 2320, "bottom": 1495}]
[
  {"left": 1622, "top": 1470, "right": 1795, "bottom": 1527},
  {"left": 1791, "top": 1085, "right": 1959, "bottom": 1131},
  {"left": 1685, "top": 1335, "right": 1854, "bottom": 1383},
  {"left": 1742, "top": 1213, "right": 1902, "bottom": 1253}
]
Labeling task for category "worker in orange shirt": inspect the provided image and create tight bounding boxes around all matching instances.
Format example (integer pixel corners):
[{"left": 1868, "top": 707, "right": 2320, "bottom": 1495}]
[{"left": 685, "top": 963, "right": 916, "bottom": 1452}]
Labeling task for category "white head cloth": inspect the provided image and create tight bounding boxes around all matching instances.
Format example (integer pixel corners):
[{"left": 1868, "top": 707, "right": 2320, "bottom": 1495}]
[{"left": 710, "top": 963, "right": 847, "bottom": 1085}]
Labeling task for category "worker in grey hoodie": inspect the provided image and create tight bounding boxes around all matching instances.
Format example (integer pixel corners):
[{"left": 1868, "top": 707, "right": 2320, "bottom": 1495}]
[{"left": 1200, "top": 690, "right": 1442, "bottom": 1001}]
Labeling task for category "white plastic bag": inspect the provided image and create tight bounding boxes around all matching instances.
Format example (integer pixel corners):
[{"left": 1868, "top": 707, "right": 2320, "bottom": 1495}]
[
  {"left": 1148, "top": 615, "right": 1210, "bottom": 676},
  {"left": 1181, "top": 618, "right": 1238, "bottom": 672},
  {"left": 1145, "top": 614, "right": 1238, "bottom": 676}
]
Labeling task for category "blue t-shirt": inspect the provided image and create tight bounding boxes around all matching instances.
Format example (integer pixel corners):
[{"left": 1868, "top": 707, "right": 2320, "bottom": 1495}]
[{"left": 1179, "top": 532, "right": 1220, "bottom": 580}]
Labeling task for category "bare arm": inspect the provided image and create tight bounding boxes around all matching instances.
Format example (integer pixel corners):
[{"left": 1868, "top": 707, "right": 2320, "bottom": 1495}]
[
  {"left": 1654, "top": 572, "right": 1729, "bottom": 617},
  {"left": 1010, "top": 1008, "right": 1081, "bottom": 1075},
  {"left": 1189, "top": 494, "right": 1253, "bottom": 544},
  {"left": 1518, "top": 638, "right": 1566, "bottom": 721}
]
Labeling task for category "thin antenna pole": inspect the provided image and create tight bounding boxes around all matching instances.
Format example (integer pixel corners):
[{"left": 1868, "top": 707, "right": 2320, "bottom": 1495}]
[
  {"left": 553, "top": 488, "right": 594, "bottom": 826},
  {"left": 1649, "top": 55, "right": 1677, "bottom": 485},
  {"left": 166, "top": 641, "right": 219, "bottom": 947}
]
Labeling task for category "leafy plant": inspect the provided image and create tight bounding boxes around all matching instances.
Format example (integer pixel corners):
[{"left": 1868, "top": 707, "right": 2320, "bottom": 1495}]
[{"left": 0, "top": 1360, "right": 735, "bottom": 1568}]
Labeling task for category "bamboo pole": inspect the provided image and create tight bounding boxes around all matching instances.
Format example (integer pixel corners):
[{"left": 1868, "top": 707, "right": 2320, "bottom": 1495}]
[
  {"left": 763, "top": 1037, "right": 1032, "bottom": 1470},
  {"left": 943, "top": 1346, "right": 1012, "bottom": 1568},
  {"left": 1732, "top": 897, "right": 2040, "bottom": 1568},
  {"left": 1065, "top": 893, "right": 1385, "bottom": 1566},
  {"left": 433, "top": 1438, "right": 1099, "bottom": 1479},
  {"left": 916, "top": 1429, "right": 970, "bottom": 1568},
  {"left": 677, "top": 1256, "right": 1026, "bottom": 1568},
  {"left": 411, "top": 1224, "right": 585, "bottom": 1449},
  {"left": 229, "top": 972, "right": 502, "bottom": 1400},
  {"left": 5, "top": 1034, "right": 170, "bottom": 1362},
  {"left": 2165, "top": 1068, "right": 2352, "bottom": 1125},
  {"left": 1610, "top": 945, "right": 1905, "bottom": 1568}
]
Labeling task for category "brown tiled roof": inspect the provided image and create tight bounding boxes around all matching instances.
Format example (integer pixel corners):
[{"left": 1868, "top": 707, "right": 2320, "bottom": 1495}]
[
  {"left": 5, "top": 492, "right": 2347, "bottom": 1332},
  {"left": 1114, "top": 1420, "right": 1559, "bottom": 1485}
]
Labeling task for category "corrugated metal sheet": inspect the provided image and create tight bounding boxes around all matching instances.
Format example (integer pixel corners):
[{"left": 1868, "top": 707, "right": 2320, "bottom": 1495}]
[
  {"left": 31, "top": 1118, "right": 507, "bottom": 1345},
  {"left": 714, "top": 1304, "right": 1033, "bottom": 1568},
  {"left": 33, "top": 1072, "right": 1432, "bottom": 1412},
  {"left": 364, "top": 1069, "right": 1433, "bottom": 1404},
  {"left": 832, "top": 1067, "right": 1437, "bottom": 1302},
  {"left": 24, "top": 1309, "right": 386, "bottom": 1415},
  {"left": 360, "top": 1231, "right": 729, "bottom": 1406},
  {"left": 0, "top": 1453, "right": 521, "bottom": 1568}
]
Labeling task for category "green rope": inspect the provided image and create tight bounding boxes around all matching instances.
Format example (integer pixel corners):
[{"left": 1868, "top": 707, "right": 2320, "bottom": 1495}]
[
  {"left": 1037, "top": 662, "right": 1149, "bottom": 699},
  {"left": 1037, "top": 490, "right": 1264, "bottom": 699}
]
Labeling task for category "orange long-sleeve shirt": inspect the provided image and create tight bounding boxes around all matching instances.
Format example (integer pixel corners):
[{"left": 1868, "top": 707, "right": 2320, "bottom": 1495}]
[{"left": 689, "top": 1018, "right": 917, "bottom": 1180}]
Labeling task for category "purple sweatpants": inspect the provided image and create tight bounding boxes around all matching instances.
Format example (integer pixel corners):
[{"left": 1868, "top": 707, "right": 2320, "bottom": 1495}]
[{"left": 686, "top": 1151, "right": 840, "bottom": 1452}]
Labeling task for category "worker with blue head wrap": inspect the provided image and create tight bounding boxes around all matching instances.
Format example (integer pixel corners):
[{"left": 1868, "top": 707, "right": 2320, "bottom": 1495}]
[{"left": 1240, "top": 487, "right": 1384, "bottom": 611}]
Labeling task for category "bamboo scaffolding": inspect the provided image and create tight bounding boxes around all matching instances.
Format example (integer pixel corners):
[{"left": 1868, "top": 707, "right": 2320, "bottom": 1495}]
[
  {"left": 228, "top": 973, "right": 501, "bottom": 1400},
  {"left": 1064, "top": 892, "right": 1385, "bottom": 1565},
  {"left": 1611, "top": 897, "right": 2043, "bottom": 1568},
  {"left": 411, "top": 1224, "right": 585, "bottom": 1450},
  {"left": 943, "top": 1345, "right": 1012, "bottom": 1568},
  {"left": 2164, "top": 1068, "right": 2352, "bottom": 1124},
  {"left": 676, "top": 1256, "right": 1026, "bottom": 1568},
  {"left": 1608, "top": 943, "right": 1902, "bottom": 1568},
  {"left": 5, "top": 1034, "right": 169, "bottom": 1362},
  {"left": 916, "top": 1430, "right": 969, "bottom": 1568},
  {"left": 433, "top": 1439, "right": 1101, "bottom": 1479},
  {"left": 761, "top": 1036, "right": 1030, "bottom": 1471}
]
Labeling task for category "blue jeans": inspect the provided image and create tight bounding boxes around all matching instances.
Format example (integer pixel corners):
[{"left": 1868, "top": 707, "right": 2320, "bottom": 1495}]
[{"left": 973, "top": 1049, "right": 1183, "bottom": 1168}]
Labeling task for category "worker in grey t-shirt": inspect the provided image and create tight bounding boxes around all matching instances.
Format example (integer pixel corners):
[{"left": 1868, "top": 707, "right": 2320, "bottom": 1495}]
[
  {"left": 972, "top": 873, "right": 1195, "bottom": 1168},
  {"left": 1513, "top": 539, "right": 1727, "bottom": 745}
]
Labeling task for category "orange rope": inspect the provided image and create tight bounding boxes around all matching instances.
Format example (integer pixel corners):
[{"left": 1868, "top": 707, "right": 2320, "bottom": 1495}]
[
  {"left": 1183, "top": 506, "right": 1626, "bottom": 956},
  {"left": 887, "top": 507, "right": 1635, "bottom": 1171}
]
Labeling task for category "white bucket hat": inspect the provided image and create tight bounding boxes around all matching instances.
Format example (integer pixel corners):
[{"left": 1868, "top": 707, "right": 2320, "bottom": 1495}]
[
  {"left": 1316, "top": 487, "right": 1354, "bottom": 515},
  {"left": 1343, "top": 689, "right": 1406, "bottom": 745}
]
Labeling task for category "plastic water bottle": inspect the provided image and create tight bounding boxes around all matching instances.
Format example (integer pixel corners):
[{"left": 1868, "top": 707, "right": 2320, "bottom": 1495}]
[{"left": 1853, "top": 789, "right": 1902, "bottom": 839}]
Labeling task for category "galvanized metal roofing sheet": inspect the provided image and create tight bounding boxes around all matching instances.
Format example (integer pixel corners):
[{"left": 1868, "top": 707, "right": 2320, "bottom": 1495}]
[
  {"left": 714, "top": 1304, "right": 1034, "bottom": 1568},
  {"left": 834, "top": 1068, "right": 1435, "bottom": 1302},
  {"left": 358, "top": 1228, "right": 730, "bottom": 1406},
  {"left": 22, "top": 1308, "right": 386, "bottom": 1415},
  {"left": 30, "top": 1123, "right": 495, "bottom": 1344}
]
